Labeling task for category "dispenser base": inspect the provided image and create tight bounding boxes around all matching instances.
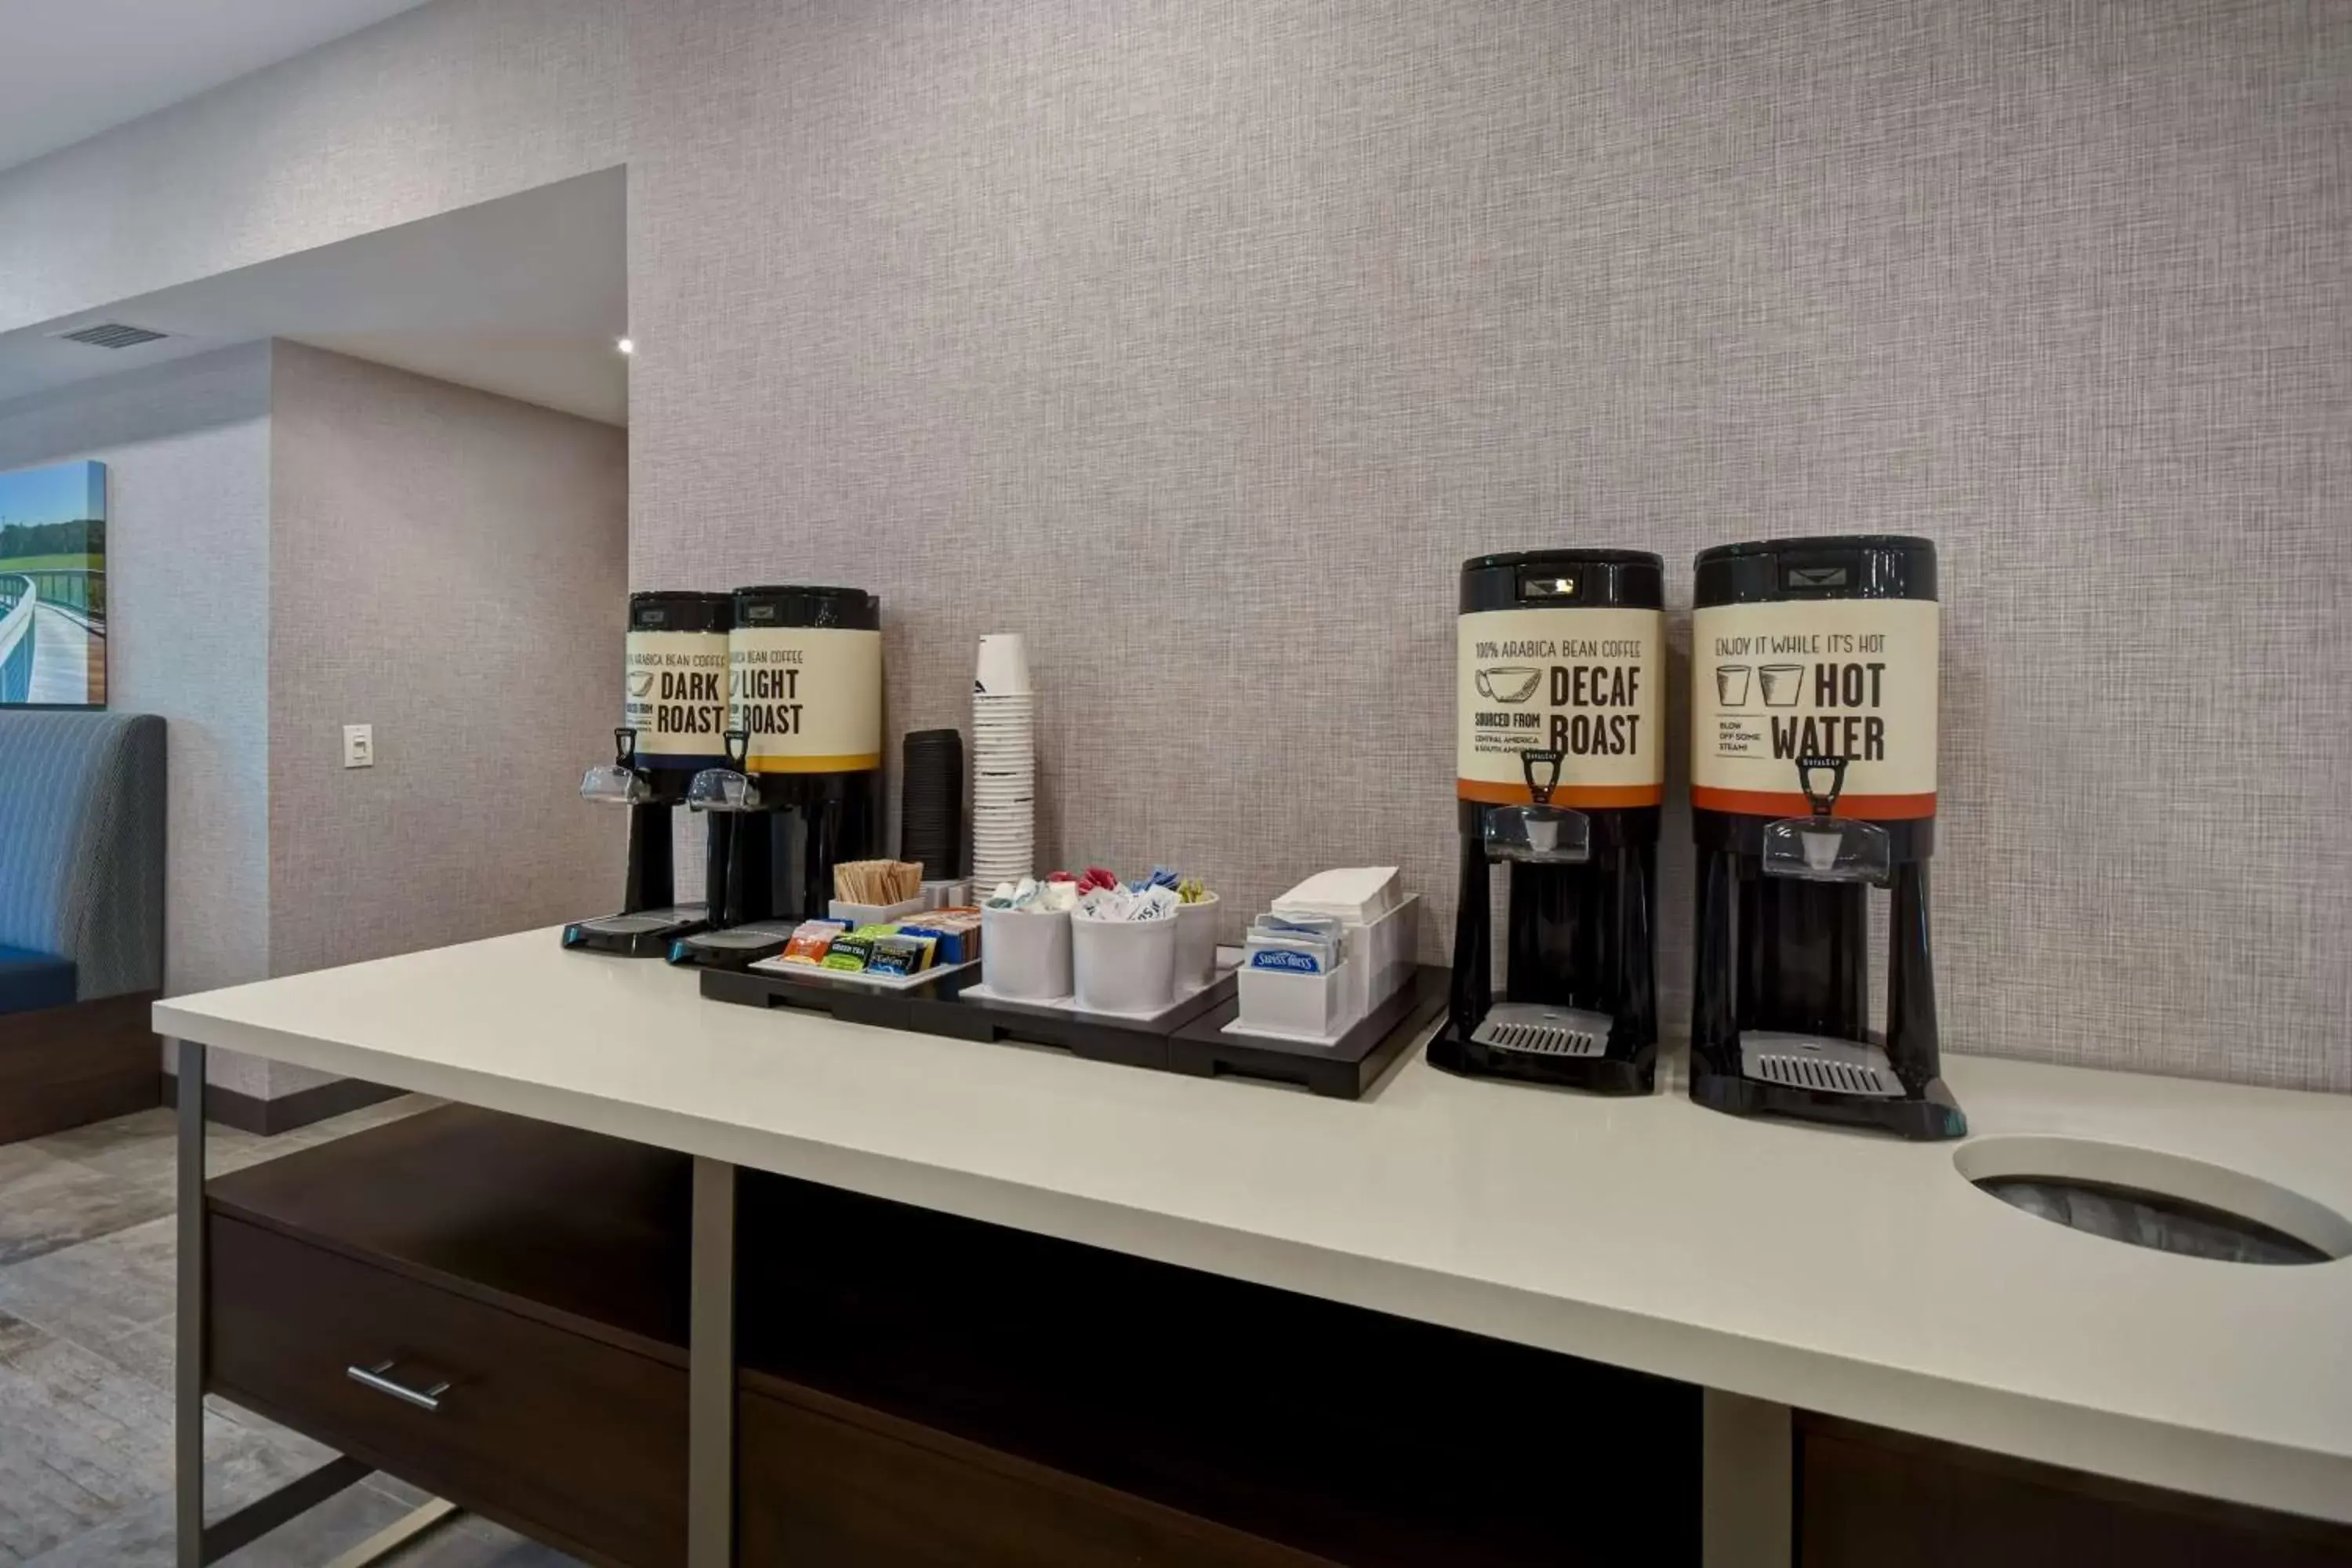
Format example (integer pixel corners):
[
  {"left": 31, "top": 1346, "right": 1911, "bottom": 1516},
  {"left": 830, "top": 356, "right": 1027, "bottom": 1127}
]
[
  {"left": 666, "top": 920, "right": 801, "bottom": 971},
  {"left": 1690, "top": 1058, "right": 1967, "bottom": 1142},
  {"left": 1427, "top": 1023, "right": 1657, "bottom": 1096},
  {"left": 561, "top": 906, "right": 710, "bottom": 959}
]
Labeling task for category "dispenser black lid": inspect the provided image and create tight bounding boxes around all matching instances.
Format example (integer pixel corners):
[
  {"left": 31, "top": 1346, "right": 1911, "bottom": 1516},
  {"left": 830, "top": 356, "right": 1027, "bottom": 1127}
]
[
  {"left": 1460, "top": 550, "right": 1664, "bottom": 613},
  {"left": 629, "top": 590, "right": 731, "bottom": 633},
  {"left": 731, "top": 584, "right": 880, "bottom": 631},
  {"left": 1694, "top": 535, "right": 1935, "bottom": 608}
]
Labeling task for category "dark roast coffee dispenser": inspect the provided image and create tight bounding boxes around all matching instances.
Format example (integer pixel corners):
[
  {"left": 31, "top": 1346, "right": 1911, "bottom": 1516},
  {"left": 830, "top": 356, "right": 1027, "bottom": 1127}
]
[
  {"left": 1430, "top": 550, "right": 1664, "bottom": 1094},
  {"left": 1688, "top": 535, "right": 1964, "bottom": 1139},
  {"left": 564, "top": 590, "right": 734, "bottom": 956},
  {"left": 667, "top": 585, "right": 884, "bottom": 968}
]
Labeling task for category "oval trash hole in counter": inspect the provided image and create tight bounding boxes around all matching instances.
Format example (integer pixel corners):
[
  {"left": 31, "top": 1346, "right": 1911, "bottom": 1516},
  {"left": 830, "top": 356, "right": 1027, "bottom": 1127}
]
[{"left": 1954, "top": 1136, "right": 2352, "bottom": 1266}]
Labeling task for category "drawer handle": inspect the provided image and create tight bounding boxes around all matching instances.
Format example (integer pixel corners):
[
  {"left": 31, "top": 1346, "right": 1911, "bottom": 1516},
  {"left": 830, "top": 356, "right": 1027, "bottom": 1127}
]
[{"left": 347, "top": 1359, "right": 452, "bottom": 1412}]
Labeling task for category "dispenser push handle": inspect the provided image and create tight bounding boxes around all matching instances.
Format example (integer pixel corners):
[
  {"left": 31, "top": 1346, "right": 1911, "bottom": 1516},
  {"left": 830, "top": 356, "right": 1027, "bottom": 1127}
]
[
  {"left": 1795, "top": 754, "right": 1847, "bottom": 818},
  {"left": 1519, "top": 748, "right": 1565, "bottom": 804}
]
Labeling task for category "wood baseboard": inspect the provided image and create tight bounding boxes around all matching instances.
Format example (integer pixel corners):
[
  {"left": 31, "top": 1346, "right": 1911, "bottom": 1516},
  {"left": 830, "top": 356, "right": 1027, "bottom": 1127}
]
[
  {"left": 162, "top": 1067, "right": 404, "bottom": 1137},
  {"left": 0, "top": 990, "right": 165, "bottom": 1144}
]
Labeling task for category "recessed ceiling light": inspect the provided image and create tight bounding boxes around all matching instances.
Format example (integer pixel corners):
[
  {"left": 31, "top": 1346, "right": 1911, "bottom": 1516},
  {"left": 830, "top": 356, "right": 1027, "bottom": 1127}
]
[{"left": 615, "top": 337, "right": 635, "bottom": 356}]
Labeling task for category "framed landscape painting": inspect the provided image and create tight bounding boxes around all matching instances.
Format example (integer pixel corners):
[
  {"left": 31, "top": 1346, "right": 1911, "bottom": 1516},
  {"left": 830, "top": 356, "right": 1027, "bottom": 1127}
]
[{"left": 0, "top": 459, "right": 107, "bottom": 709}]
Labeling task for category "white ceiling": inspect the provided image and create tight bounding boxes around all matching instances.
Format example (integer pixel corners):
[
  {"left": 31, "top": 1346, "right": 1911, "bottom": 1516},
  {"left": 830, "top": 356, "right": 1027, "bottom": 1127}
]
[
  {"left": 0, "top": 0, "right": 437, "bottom": 173},
  {"left": 0, "top": 168, "right": 628, "bottom": 425}
]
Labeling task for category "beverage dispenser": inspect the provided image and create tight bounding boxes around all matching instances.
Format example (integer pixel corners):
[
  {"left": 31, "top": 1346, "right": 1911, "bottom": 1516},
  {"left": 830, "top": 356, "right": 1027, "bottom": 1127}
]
[
  {"left": 563, "top": 590, "right": 734, "bottom": 956},
  {"left": 1687, "top": 535, "right": 1964, "bottom": 1139},
  {"left": 669, "top": 585, "right": 884, "bottom": 967},
  {"left": 1430, "top": 550, "right": 1664, "bottom": 1094}
]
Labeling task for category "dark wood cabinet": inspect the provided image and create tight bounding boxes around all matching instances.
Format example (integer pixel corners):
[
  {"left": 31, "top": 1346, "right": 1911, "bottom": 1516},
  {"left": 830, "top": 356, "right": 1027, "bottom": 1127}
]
[
  {"left": 734, "top": 1167, "right": 1702, "bottom": 1566},
  {"left": 739, "top": 1375, "right": 1334, "bottom": 1567},
  {"left": 1796, "top": 1413, "right": 2352, "bottom": 1568},
  {"left": 208, "top": 1107, "right": 1704, "bottom": 1567},
  {"left": 206, "top": 1107, "right": 692, "bottom": 1568},
  {"left": 208, "top": 1214, "right": 688, "bottom": 1568},
  {"left": 209, "top": 1107, "right": 2350, "bottom": 1568}
]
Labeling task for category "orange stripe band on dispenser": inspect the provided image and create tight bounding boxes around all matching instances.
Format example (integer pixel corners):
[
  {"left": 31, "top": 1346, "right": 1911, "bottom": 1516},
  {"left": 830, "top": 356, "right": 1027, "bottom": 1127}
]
[
  {"left": 746, "top": 753, "right": 883, "bottom": 774},
  {"left": 1457, "top": 779, "right": 1664, "bottom": 808},
  {"left": 1690, "top": 786, "right": 1935, "bottom": 820}
]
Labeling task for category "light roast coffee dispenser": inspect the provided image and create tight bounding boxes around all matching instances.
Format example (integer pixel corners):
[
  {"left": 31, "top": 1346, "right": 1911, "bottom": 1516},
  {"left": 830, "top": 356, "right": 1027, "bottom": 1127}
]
[
  {"left": 1430, "top": 550, "right": 1664, "bottom": 1094},
  {"left": 564, "top": 590, "right": 735, "bottom": 956},
  {"left": 1688, "top": 535, "right": 1965, "bottom": 1139},
  {"left": 667, "top": 585, "right": 884, "bottom": 967}
]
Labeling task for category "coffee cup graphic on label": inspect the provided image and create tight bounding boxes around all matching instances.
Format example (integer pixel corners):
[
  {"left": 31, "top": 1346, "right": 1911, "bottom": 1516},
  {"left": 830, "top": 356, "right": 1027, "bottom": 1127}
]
[
  {"left": 628, "top": 670, "right": 656, "bottom": 699},
  {"left": 1715, "top": 665, "right": 1752, "bottom": 707},
  {"left": 1475, "top": 666, "right": 1542, "bottom": 704},
  {"left": 1759, "top": 663, "right": 1805, "bottom": 707}
]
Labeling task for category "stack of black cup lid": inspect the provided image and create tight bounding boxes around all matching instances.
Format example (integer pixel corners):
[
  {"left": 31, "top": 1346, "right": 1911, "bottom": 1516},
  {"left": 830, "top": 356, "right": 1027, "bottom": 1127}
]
[{"left": 900, "top": 728, "right": 965, "bottom": 880}]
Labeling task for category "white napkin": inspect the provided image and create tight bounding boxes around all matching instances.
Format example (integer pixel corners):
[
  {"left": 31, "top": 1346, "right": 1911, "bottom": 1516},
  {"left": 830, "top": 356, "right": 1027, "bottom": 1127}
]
[{"left": 1270, "top": 866, "right": 1400, "bottom": 925}]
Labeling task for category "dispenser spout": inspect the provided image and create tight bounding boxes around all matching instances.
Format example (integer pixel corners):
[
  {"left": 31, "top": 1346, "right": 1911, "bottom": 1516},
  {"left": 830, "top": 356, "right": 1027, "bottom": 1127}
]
[
  {"left": 1481, "top": 747, "right": 1592, "bottom": 863},
  {"left": 1761, "top": 754, "right": 1890, "bottom": 884},
  {"left": 685, "top": 728, "right": 764, "bottom": 812},
  {"left": 579, "top": 726, "right": 655, "bottom": 804}
]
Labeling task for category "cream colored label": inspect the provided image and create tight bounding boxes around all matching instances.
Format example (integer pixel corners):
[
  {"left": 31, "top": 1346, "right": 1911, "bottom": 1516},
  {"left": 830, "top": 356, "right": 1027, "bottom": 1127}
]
[
  {"left": 1457, "top": 607, "right": 1662, "bottom": 804},
  {"left": 623, "top": 630, "right": 731, "bottom": 760},
  {"left": 1690, "top": 598, "right": 1937, "bottom": 809},
  {"left": 730, "top": 626, "right": 882, "bottom": 772}
]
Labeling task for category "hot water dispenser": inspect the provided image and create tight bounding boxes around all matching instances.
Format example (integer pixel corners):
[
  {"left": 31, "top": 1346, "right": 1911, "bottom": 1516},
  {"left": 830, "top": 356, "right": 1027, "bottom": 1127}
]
[
  {"left": 1430, "top": 550, "right": 1664, "bottom": 1093},
  {"left": 1687, "top": 535, "right": 1964, "bottom": 1139}
]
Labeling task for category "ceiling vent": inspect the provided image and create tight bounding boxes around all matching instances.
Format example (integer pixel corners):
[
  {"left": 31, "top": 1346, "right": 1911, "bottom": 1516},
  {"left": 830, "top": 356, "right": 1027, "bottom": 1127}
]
[{"left": 53, "top": 322, "right": 171, "bottom": 350}]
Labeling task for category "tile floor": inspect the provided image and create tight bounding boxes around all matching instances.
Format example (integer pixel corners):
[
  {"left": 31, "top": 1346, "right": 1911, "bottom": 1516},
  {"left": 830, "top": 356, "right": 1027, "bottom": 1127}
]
[{"left": 0, "top": 1099, "right": 581, "bottom": 1566}]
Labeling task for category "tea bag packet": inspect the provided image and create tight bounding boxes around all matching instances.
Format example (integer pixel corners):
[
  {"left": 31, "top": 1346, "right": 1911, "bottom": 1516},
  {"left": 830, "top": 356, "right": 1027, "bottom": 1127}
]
[
  {"left": 820, "top": 935, "right": 877, "bottom": 971},
  {"left": 780, "top": 919, "right": 850, "bottom": 965},
  {"left": 866, "top": 935, "right": 934, "bottom": 977}
]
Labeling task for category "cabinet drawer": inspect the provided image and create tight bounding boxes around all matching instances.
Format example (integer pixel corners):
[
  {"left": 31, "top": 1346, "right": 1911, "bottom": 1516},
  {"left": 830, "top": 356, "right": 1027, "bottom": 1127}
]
[
  {"left": 208, "top": 1215, "right": 685, "bottom": 1568},
  {"left": 740, "top": 1381, "right": 1333, "bottom": 1568}
]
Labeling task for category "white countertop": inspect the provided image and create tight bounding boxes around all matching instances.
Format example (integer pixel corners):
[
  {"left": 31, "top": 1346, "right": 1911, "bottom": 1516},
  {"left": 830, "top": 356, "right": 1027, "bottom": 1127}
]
[{"left": 159, "top": 931, "right": 2352, "bottom": 1523}]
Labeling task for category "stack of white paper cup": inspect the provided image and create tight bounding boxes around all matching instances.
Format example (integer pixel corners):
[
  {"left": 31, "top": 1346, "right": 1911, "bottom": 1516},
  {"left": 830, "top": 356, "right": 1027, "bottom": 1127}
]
[{"left": 971, "top": 633, "right": 1035, "bottom": 889}]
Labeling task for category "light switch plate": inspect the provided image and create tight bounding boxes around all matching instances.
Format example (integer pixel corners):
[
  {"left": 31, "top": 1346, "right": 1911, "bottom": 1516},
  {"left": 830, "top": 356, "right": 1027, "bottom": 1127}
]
[{"left": 343, "top": 724, "right": 374, "bottom": 769}]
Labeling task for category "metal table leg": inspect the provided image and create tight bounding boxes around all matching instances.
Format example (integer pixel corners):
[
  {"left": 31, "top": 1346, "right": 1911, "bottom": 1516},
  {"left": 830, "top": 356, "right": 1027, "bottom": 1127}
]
[
  {"left": 690, "top": 1156, "right": 737, "bottom": 1568},
  {"left": 176, "top": 1038, "right": 207, "bottom": 1568},
  {"left": 1702, "top": 1388, "right": 1794, "bottom": 1568}
]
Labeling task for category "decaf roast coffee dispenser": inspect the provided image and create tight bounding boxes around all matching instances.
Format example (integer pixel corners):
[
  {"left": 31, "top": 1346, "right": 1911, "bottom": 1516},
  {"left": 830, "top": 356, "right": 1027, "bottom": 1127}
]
[
  {"left": 564, "top": 590, "right": 734, "bottom": 956},
  {"left": 667, "top": 585, "right": 884, "bottom": 968},
  {"left": 1430, "top": 550, "right": 1664, "bottom": 1094},
  {"left": 1688, "top": 535, "right": 1964, "bottom": 1139}
]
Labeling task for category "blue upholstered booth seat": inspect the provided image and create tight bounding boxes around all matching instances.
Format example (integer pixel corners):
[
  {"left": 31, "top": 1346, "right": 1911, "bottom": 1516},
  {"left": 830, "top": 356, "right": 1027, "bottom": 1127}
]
[
  {"left": 0, "top": 712, "right": 165, "bottom": 1013},
  {"left": 0, "top": 946, "right": 76, "bottom": 1015}
]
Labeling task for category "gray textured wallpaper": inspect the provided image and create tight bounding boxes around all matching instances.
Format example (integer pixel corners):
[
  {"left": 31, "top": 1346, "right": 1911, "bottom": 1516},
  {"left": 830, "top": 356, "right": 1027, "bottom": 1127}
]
[
  {"left": 629, "top": 0, "right": 2352, "bottom": 1091},
  {"left": 0, "top": 0, "right": 2341, "bottom": 1091},
  {"left": 267, "top": 344, "right": 628, "bottom": 1031}
]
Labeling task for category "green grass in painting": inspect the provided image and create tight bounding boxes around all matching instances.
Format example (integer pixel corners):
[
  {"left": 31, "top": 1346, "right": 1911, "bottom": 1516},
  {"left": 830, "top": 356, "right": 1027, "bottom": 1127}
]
[{"left": 0, "top": 554, "right": 100, "bottom": 572}]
